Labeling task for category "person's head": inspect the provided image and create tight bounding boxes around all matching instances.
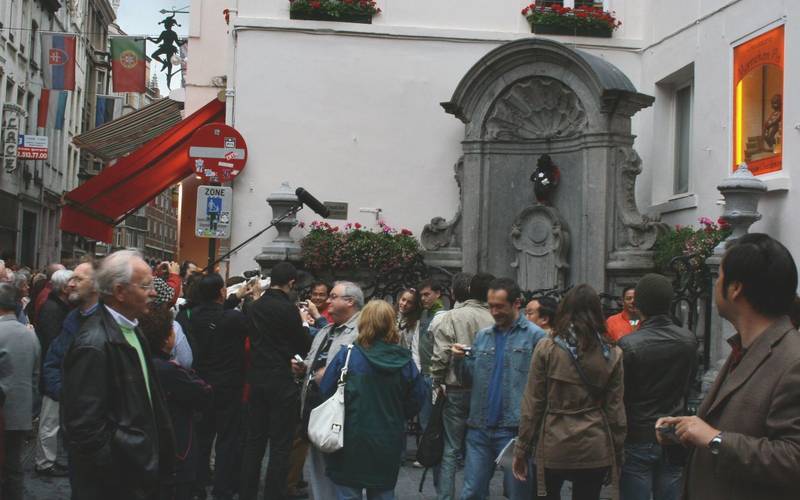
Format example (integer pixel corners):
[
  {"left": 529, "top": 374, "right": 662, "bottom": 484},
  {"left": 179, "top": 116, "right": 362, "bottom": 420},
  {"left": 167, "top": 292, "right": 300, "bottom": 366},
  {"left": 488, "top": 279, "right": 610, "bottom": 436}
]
[
  {"left": 270, "top": 262, "right": 298, "bottom": 291},
  {"left": 357, "top": 299, "right": 399, "bottom": 348},
  {"left": 621, "top": 286, "right": 636, "bottom": 315},
  {"left": 487, "top": 278, "right": 523, "bottom": 329},
  {"left": 309, "top": 281, "right": 331, "bottom": 309},
  {"left": 525, "top": 296, "right": 558, "bottom": 330},
  {"left": 46, "top": 262, "right": 66, "bottom": 280},
  {"left": 0, "top": 283, "right": 17, "bottom": 314},
  {"left": 197, "top": 273, "right": 226, "bottom": 304},
  {"left": 139, "top": 304, "right": 176, "bottom": 355},
  {"left": 451, "top": 272, "right": 473, "bottom": 304},
  {"left": 12, "top": 270, "right": 30, "bottom": 299},
  {"left": 469, "top": 273, "right": 495, "bottom": 302},
  {"left": 67, "top": 261, "right": 98, "bottom": 307},
  {"left": 51, "top": 269, "right": 74, "bottom": 300},
  {"left": 327, "top": 281, "right": 363, "bottom": 325},
  {"left": 554, "top": 284, "right": 606, "bottom": 349},
  {"left": 396, "top": 288, "right": 422, "bottom": 330},
  {"left": 716, "top": 233, "right": 798, "bottom": 322},
  {"left": 182, "top": 272, "right": 203, "bottom": 303},
  {"left": 152, "top": 277, "right": 176, "bottom": 307},
  {"left": 418, "top": 279, "right": 443, "bottom": 310},
  {"left": 97, "top": 250, "right": 156, "bottom": 320},
  {"left": 634, "top": 274, "right": 673, "bottom": 320},
  {"left": 180, "top": 260, "right": 198, "bottom": 279}
]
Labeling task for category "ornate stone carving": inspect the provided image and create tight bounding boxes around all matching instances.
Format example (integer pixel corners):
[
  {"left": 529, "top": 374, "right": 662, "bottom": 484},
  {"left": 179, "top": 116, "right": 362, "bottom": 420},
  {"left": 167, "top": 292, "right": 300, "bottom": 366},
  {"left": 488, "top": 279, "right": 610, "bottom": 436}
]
[
  {"left": 511, "top": 205, "right": 570, "bottom": 290},
  {"left": 614, "top": 147, "right": 668, "bottom": 249},
  {"left": 484, "top": 77, "right": 588, "bottom": 141},
  {"left": 421, "top": 158, "right": 463, "bottom": 251}
]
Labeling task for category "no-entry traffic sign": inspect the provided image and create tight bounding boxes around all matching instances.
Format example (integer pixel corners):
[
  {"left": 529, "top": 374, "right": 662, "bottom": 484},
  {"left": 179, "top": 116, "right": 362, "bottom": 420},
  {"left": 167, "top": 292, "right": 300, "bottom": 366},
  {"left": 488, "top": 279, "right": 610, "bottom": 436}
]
[{"left": 188, "top": 123, "right": 248, "bottom": 183}]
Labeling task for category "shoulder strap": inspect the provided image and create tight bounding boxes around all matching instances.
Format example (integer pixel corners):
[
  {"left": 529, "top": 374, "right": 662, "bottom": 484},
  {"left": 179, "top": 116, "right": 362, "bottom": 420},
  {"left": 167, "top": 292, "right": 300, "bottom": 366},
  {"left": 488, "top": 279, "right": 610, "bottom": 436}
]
[
  {"left": 553, "top": 338, "right": 605, "bottom": 401},
  {"left": 339, "top": 344, "right": 354, "bottom": 384}
]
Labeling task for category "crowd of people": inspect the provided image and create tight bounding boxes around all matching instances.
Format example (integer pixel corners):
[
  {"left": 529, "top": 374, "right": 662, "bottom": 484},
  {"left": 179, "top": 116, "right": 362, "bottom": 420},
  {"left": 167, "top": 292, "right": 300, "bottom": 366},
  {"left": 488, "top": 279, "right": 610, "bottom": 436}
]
[{"left": 0, "top": 232, "right": 798, "bottom": 500}]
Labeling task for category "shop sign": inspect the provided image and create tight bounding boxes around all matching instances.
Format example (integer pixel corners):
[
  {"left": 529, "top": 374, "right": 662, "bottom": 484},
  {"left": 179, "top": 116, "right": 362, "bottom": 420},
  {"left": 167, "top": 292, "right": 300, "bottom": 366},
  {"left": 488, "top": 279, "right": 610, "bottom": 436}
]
[{"left": 17, "top": 135, "right": 49, "bottom": 160}]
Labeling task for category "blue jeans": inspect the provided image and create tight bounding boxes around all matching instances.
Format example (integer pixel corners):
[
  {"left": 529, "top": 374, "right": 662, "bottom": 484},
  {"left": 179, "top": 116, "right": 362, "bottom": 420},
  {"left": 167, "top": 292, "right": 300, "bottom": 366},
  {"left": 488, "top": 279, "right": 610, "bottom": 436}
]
[
  {"left": 460, "top": 427, "right": 533, "bottom": 500},
  {"left": 333, "top": 483, "right": 395, "bottom": 500},
  {"left": 620, "top": 442, "right": 683, "bottom": 500},
  {"left": 438, "top": 389, "right": 469, "bottom": 500}
]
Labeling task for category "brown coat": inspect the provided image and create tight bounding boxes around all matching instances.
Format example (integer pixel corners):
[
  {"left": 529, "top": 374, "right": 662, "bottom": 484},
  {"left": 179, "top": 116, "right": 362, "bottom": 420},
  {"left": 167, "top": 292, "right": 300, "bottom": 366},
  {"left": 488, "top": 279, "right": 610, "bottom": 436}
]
[
  {"left": 683, "top": 316, "right": 800, "bottom": 500},
  {"left": 515, "top": 336, "right": 626, "bottom": 498}
]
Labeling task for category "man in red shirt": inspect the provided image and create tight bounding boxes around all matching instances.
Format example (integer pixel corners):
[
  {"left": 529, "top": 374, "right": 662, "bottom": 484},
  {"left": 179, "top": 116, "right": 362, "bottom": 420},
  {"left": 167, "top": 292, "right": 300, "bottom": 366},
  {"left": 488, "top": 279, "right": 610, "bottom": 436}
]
[{"left": 607, "top": 286, "right": 639, "bottom": 341}]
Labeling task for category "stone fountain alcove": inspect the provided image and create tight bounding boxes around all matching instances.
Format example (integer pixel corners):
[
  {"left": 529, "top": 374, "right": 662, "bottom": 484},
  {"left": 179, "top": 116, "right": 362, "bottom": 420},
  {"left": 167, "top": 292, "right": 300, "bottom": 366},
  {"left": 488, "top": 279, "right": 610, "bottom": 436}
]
[{"left": 423, "top": 38, "right": 665, "bottom": 293}]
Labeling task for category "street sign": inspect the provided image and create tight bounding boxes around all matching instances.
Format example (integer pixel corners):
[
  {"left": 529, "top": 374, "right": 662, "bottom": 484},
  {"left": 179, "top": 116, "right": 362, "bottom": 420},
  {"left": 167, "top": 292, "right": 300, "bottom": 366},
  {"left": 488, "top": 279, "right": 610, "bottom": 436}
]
[
  {"left": 196, "top": 185, "right": 232, "bottom": 238},
  {"left": 188, "top": 123, "right": 248, "bottom": 183},
  {"left": 17, "top": 135, "right": 49, "bottom": 160}
]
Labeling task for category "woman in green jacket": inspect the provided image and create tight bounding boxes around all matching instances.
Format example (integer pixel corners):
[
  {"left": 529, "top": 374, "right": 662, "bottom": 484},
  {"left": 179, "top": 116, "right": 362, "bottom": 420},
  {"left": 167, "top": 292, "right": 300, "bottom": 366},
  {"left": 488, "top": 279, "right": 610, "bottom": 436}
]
[{"left": 319, "top": 300, "right": 427, "bottom": 500}]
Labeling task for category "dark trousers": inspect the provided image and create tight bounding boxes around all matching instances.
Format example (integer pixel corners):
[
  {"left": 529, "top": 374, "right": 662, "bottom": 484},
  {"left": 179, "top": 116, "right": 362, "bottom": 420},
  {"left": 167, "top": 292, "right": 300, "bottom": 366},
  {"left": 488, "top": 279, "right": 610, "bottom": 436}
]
[
  {"left": 239, "top": 381, "right": 299, "bottom": 500},
  {"left": 2, "top": 431, "right": 25, "bottom": 500},
  {"left": 196, "top": 386, "right": 243, "bottom": 499},
  {"left": 541, "top": 467, "right": 608, "bottom": 500}
]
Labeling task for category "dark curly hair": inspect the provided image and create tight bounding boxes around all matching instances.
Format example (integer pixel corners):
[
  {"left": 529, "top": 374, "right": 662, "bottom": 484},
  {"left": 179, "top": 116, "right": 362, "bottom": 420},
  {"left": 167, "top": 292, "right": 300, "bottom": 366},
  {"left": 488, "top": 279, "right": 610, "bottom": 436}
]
[{"left": 140, "top": 304, "right": 174, "bottom": 354}]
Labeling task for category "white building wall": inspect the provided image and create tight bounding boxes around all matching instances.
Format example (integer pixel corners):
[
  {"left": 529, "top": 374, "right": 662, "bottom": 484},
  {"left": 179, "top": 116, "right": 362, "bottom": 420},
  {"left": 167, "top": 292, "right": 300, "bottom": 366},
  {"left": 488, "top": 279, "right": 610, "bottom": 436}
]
[{"left": 209, "top": 0, "right": 800, "bottom": 274}]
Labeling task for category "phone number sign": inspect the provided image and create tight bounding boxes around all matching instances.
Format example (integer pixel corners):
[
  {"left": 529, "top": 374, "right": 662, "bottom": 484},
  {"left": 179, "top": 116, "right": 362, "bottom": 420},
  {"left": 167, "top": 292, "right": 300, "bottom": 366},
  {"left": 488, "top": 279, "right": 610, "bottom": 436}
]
[{"left": 17, "top": 135, "right": 48, "bottom": 160}]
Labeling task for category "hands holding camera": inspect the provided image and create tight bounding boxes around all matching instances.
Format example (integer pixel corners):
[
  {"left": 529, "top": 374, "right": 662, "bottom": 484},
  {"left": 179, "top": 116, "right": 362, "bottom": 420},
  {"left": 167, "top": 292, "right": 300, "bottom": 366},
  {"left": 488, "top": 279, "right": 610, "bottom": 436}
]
[{"left": 655, "top": 416, "right": 720, "bottom": 448}]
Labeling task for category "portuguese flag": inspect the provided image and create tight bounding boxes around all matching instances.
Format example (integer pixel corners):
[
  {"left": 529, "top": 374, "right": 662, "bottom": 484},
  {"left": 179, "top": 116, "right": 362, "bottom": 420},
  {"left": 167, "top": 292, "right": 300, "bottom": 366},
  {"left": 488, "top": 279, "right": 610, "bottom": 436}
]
[{"left": 111, "top": 37, "right": 146, "bottom": 93}]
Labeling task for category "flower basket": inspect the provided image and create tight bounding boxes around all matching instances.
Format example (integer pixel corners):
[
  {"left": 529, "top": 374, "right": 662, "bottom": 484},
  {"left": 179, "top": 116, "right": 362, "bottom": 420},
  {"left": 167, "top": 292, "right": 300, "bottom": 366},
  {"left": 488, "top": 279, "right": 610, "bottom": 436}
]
[
  {"left": 299, "top": 220, "right": 421, "bottom": 276},
  {"left": 532, "top": 22, "right": 612, "bottom": 38},
  {"left": 522, "top": 3, "right": 620, "bottom": 38},
  {"left": 289, "top": 0, "right": 380, "bottom": 24}
]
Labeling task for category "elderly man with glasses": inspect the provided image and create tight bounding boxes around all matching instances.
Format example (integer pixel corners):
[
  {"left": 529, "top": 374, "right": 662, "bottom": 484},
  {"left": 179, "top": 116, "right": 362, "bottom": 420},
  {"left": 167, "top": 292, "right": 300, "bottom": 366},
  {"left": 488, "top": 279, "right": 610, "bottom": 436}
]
[
  {"left": 294, "top": 281, "right": 363, "bottom": 500},
  {"left": 62, "top": 250, "right": 176, "bottom": 500}
]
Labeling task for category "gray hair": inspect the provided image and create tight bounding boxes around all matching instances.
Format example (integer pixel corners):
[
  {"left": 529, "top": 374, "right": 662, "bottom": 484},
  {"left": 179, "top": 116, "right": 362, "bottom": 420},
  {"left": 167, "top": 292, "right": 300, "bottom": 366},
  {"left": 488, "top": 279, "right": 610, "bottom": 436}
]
[
  {"left": 97, "top": 250, "right": 142, "bottom": 296},
  {"left": 0, "top": 282, "right": 17, "bottom": 310},
  {"left": 336, "top": 281, "right": 364, "bottom": 310},
  {"left": 12, "top": 270, "right": 30, "bottom": 289},
  {"left": 50, "top": 269, "right": 74, "bottom": 291}
]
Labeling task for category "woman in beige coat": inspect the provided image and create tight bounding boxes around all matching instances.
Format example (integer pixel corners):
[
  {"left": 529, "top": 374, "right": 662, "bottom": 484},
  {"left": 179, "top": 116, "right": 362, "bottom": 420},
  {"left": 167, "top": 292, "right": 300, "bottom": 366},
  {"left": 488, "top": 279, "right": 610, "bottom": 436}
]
[{"left": 513, "top": 284, "right": 626, "bottom": 500}]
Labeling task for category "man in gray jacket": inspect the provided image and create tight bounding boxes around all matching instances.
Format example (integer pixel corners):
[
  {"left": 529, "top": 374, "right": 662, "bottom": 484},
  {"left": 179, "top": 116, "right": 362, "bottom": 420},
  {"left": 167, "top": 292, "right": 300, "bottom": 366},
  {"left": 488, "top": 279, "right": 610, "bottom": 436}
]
[
  {"left": 293, "top": 281, "right": 362, "bottom": 500},
  {"left": 430, "top": 273, "right": 495, "bottom": 500},
  {"left": 0, "top": 282, "right": 41, "bottom": 500}
]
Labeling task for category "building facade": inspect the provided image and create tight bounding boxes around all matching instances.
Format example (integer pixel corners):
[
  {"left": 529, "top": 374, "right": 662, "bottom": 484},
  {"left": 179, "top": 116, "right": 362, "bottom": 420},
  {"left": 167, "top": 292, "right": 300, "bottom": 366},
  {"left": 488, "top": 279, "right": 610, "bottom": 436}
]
[{"left": 180, "top": 0, "right": 800, "bottom": 285}]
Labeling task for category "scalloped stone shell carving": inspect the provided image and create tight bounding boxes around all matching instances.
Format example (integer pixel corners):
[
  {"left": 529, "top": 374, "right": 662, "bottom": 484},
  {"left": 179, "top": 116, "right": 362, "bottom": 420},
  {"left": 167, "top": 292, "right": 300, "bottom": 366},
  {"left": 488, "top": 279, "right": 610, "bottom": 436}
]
[{"left": 484, "top": 77, "right": 587, "bottom": 140}]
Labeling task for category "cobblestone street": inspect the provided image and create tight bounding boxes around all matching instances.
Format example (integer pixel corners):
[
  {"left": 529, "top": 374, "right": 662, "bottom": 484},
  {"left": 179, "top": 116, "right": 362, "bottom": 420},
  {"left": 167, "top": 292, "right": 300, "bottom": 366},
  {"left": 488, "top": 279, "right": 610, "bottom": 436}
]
[{"left": 22, "top": 433, "right": 609, "bottom": 500}]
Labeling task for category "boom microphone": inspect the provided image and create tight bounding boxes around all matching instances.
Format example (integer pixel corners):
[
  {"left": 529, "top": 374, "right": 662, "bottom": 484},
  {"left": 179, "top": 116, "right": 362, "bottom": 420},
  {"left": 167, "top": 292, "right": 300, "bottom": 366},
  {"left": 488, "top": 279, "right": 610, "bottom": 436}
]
[{"left": 295, "top": 187, "right": 331, "bottom": 218}]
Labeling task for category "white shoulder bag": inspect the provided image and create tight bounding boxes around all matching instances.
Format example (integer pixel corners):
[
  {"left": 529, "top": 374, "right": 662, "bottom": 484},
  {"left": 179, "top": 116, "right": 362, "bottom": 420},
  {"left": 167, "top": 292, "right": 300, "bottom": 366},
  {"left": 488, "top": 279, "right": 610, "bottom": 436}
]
[{"left": 308, "top": 344, "right": 354, "bottom": 453}]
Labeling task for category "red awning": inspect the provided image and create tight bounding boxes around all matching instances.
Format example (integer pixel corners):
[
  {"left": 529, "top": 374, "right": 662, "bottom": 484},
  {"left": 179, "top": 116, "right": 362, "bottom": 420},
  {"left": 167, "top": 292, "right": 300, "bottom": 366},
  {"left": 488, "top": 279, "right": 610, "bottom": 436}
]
[{"left": 61, "top": 98, "right": 225, "bottom": 243}]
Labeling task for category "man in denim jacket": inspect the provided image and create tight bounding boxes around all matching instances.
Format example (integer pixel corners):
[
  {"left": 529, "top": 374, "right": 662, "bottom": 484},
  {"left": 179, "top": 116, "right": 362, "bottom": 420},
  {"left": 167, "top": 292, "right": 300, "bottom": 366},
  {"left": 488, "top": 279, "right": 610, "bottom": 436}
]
[{"left": 452, "top": 278, "right": 546, "bottom": 499}]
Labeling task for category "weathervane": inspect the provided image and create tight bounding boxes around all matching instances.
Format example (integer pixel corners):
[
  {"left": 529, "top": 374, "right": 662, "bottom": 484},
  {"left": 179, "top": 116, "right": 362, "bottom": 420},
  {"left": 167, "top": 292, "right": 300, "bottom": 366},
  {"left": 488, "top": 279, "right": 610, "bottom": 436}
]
[{"left": 148, "top": 12, "right": 187, "bottom": 89}]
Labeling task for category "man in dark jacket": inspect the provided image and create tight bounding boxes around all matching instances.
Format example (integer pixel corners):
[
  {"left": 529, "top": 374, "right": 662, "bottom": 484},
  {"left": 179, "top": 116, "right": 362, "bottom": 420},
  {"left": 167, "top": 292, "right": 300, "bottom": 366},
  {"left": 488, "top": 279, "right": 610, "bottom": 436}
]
[
  {"left": 240, "top": 262, "right": 311, "bottom": 500},
  {"left": 33, "top": 268, "right": 72, "bottom": 476},
  {"left": 190, "top": 272, "right": 248, "bottom": 500},
  {"left": 40, "top": 262, "right": 100, "bottom": 479},
  {"left": 618, "top": 273, "right": 697, "bottom": 500},
  {"left": 62, "top": 250, "right": 175, "bottom": 500}
]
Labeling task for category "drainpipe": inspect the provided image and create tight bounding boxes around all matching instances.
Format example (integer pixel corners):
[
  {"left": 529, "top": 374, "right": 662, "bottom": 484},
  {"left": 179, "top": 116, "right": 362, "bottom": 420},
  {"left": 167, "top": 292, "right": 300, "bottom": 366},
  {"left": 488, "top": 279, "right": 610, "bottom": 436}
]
[{"left": 225, "top": 3, "right": 239, "bottom": 127}]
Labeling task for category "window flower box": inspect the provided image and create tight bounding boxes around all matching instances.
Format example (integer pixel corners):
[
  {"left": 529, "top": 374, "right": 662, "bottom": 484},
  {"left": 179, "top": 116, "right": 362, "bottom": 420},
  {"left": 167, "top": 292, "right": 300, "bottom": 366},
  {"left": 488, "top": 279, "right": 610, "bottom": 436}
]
[
  {"left": 289, "top": 0, "right": 380, "bottom": 25},
  {"left": 522, "top": 3, "right": 620, "bottom": 38}
]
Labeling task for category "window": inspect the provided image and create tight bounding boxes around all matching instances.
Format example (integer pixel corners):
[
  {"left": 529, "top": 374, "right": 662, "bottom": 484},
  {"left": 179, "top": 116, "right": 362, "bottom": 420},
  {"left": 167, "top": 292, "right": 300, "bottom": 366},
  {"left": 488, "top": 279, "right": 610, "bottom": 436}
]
[
  {"left": 733, "top": 26, "right": 784, "bottom": 175},
  {"left": 673, "top": 85, "right": 692, "bottom": 194}
]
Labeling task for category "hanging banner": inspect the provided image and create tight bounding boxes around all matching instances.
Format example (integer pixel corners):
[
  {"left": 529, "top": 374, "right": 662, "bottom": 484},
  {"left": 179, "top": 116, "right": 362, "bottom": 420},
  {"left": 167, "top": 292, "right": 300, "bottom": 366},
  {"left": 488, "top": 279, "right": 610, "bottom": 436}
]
[
  {"left": 41, "top": 33, "right": 77, "bottom": 90},
  {"left": 111, "top": 37, "right": 147, "bottom": 93}
]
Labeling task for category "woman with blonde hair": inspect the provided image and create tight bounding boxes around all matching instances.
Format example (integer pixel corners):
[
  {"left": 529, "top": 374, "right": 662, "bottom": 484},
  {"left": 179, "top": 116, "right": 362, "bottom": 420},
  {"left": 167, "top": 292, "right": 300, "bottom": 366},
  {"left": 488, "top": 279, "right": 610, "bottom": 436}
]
[{"left": 319, "top": 300, "right": 427, "bottom": 500}]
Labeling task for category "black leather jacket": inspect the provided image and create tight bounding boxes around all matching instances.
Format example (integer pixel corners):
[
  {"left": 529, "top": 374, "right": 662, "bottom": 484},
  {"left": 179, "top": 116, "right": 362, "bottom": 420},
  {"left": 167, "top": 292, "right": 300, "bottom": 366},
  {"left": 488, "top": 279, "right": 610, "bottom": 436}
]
[
  {"left": 61, "top": 304, "right": 176, "bottom": 499},
  {"left": 618, "top": 315, "right": 698, "bottom": 442}
]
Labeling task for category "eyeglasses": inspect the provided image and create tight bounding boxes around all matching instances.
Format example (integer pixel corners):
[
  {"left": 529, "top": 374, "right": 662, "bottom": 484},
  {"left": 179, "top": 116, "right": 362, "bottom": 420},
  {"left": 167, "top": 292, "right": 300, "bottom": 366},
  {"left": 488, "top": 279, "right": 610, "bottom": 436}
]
[
  {"left": 328, "top": 293, "right": 352, "bottom": 301},
  {"left": 132, "top": 282, "right": 155, "bottom": 291}
]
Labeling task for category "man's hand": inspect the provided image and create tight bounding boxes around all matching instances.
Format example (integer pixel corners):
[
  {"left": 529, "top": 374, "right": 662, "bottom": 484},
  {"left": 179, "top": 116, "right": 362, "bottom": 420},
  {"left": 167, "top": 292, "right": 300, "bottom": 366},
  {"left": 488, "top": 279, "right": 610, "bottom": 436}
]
[
  {"left": 512, "top": 455, "right": 528, "bottom": 482},
  {"left": 656, "top": 416, "right": 720, "bottom": 448},
  {"left": 291, "top": 359, "right": 307, "bottom": 376},
  {"left": 451, "top": 343, "right": 468, "bottom": 359},
  {"left": 235, "top": 283, "right": 250, "bottom": 299},
  {"left": 306, "top": 300, "right": 321, "bottom": 320},
  {"left": 299, "top": 307, "right": 314, "bottom": 326},
  {"left": 313, "top": 367, "right": 325, "bottom": 385}
]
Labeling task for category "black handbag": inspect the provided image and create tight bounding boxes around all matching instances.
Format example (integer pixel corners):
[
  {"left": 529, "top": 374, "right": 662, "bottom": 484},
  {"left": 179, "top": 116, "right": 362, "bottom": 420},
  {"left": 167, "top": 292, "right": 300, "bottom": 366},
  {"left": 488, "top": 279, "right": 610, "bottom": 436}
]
[{"left": 415, "top": 391, "right": 446, "bottom": 492}]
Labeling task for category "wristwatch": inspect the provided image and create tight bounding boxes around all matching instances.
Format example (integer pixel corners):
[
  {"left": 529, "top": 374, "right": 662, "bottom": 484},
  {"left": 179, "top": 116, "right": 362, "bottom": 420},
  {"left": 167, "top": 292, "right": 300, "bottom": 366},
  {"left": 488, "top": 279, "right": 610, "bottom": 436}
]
[{"left": 708, "top": 433, "right": 723, "bottom": 455}]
